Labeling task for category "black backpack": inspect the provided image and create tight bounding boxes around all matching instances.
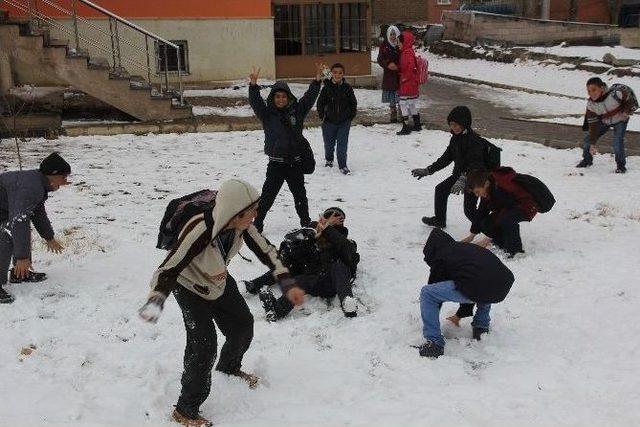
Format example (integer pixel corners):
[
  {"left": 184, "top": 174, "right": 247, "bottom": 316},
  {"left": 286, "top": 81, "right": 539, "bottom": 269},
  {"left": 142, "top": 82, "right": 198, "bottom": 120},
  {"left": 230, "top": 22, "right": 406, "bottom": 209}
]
[
  {"left": 156, "top": 189, "right": 217, "bottom": 250},
  {"left": 481, "top": 137, "right": 502, "bottom": 170},
  {"left": 512, "top": 174, "right": 555, "bottom": 213},
  {"left": 610, "top": 83, "right": 638, "bottom": 114},
  {"left": 278, "top": 228, "right": 321, "bottom": 275}
]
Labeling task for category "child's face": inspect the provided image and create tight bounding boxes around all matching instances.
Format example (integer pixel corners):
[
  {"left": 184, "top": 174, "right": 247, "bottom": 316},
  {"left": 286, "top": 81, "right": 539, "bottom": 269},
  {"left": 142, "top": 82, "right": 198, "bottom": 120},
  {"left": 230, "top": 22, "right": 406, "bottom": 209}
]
[
  {"left": 274, "top": 91, "right": 289, "bottom": 108},
  {"left": 587, "top": 84, "right": 604, "bottom": 101},
  {"left": 331, "top": 67, "right": 344, "bottom": 82},
  {"left": 449, "top": 122, "right": 464, "bottom": 135},
  {"left": 389, "top": 32, "right": 397, "bottom": 44}
]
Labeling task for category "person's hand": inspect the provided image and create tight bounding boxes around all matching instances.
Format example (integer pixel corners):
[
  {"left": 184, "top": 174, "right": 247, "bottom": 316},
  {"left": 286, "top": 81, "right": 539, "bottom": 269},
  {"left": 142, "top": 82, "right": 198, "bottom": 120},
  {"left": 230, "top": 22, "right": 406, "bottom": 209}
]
[
  {"left": 460, "top": 234, "right": 476, "bottom": 244},
  {"left": 286, "top": 286, "right": 306, "bottom": 306},
  {"left": 589, "top": 145, "right": 598, "bottom": 156},
  {"left": 249, "top": 66, "right": 261, "bottom": 85},
  {"left": 450, "top": 175, "right": 467, "bottom": 195},
  {"left": 446, "top": 315, "right": 461, "bottom": 327},
  {"left": 388, "top": 62, "right": 398, "bottom": 71},
  {"left": 315, "top": 62, "right": 327, "bottom": 81},
  {"left": 46, "top": 238, "right": 64, "bottom": 254},
  {"left": 14, "top": 258, "right": 31, "bottom": 279},
  {"left": 138, "top": 295, "right": 166, "bottom": 323},
  {"left": 411, "top": 168, "right": 431, "bottom": 180},
  {"left": 475, "top": 237, "right": 492, "bottom": 248}
]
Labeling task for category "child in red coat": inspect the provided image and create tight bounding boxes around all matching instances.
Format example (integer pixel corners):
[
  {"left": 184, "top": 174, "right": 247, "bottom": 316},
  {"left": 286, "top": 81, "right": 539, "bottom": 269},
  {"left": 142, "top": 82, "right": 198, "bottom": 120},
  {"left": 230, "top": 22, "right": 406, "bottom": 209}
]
[{"left": 397, "top": 30, "right": 421, "bottom": 135}]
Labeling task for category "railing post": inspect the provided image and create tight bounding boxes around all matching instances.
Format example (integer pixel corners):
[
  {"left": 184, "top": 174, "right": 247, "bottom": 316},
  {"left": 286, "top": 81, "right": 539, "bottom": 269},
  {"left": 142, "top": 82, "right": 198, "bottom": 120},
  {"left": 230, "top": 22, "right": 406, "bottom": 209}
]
[
  {"left": 145, "top": 35, "right": 151, "bottom": 89},
  {"left": 71, "top": 0, "right": 80, "bottom": 52},
  {"left": 176, "top": 46, "right": 183, "bottom": 105},
  {"left": 163, "top": 43, "right": 169, "bottom": 94},
  {"left": 114, "top": 19, "right": 122, "bottom": 70},
  {"left": 109, "top": 17, "right": 116, "bottom": 70}
]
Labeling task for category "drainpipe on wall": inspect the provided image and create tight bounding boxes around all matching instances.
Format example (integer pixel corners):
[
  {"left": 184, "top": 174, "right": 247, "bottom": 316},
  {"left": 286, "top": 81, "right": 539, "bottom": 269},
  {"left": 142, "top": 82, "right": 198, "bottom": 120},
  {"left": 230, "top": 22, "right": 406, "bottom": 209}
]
[{"left": 541, "top": 0, "right": 550, "bottom": 20}]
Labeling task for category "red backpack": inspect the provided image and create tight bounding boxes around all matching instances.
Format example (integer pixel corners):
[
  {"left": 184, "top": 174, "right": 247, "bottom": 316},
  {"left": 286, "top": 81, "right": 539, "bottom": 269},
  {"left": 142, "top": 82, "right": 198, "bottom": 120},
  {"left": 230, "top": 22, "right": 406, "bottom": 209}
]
[{"left": 416, "top": 54, "right": 429, "bottom": 85}]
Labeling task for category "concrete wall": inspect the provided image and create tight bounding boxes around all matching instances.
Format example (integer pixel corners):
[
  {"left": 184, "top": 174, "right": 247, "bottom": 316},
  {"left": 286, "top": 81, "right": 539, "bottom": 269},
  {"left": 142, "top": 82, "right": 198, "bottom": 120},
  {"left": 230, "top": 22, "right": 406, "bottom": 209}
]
[
  {"left": 372, "top": 0, "right": 428, "bottom": 24},
  {"left": 47, "top": 18, "right": 276, "bottom": 83},
  {"left": 442, "top": 11, "right": 621, "bottom": 45},
  {"left": 426, "top": 0, "right": 461, "bottom": 24},
  {"left": 621, "top": 26, "right": 640, "bottom": 47}
]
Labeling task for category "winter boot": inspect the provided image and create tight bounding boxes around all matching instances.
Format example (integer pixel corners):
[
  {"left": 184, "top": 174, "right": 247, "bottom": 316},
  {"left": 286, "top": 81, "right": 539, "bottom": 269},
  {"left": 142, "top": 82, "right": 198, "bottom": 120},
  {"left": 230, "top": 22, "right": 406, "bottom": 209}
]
[
  {"left": 576, "top": 159, "right": 593, "bottom": 168},
  {"left": 10, "top": 269, "right": 47, "bottom": 284},
  {"left": 0, "top": 286, "right": 15, "bottom": 304},
  {"left": 615, "top": 164, "right": 627, "bottom": 174},
  {"left": 325, "top": 160, "right": 333, "bottom": 168},
  {"left": 340, "top": 167, "right": 352, "bottom": 176},
  {"left": 421, "top": 216, "right": 446, "bottom": 228},
  {"left": 418, "top": 340, "right": 444, "bottom": 358},
  {"left": 412, "top": 114, "right": 422, "bottom": 132},
  {"left": 243, "top": 280, "right": 262, "bottom": 295},
  {"left": 390, "top": 105, "right": 398, "bottom": 123},
  {"left": 396, "top": 117, "right": 412, "bottom": 135},
  {"left": 259, "top": 289, "right": 278, "bottom": 322},
  {"left": 230, "top": 370, "right": 260, "bottom": 389},
  {"left": 171, "top": 409, "right": 213, "bottom": 427},
  {"left": 341, "top": 296, "right": 358, "bottom": 318},
  {"left": 472, "top": 326, "right": 489, "bottom": 341}
]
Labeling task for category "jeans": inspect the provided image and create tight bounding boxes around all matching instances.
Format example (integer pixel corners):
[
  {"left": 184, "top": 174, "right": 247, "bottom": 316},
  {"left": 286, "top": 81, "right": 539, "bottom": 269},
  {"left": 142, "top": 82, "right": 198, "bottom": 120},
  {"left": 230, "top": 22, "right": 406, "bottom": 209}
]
[
  {"left": 433, "top": 174, "right": 479, "bottom": 225},
  {"left": 420, "top": 280, "right": 491, "bottom": 347},
  {"left": 322, "top": 120, "right": 351, "bottom": 169},
  {"left": 582, "top": 120, "right": 628, "bottom": 166}
]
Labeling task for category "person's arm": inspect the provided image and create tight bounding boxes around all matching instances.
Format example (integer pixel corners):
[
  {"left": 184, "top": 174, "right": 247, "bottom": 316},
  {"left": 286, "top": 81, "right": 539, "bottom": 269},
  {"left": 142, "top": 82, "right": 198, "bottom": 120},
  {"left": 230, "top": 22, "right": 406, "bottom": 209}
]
[
  {"left": 248, "top": 66, "right": 267, "bottom": 120},
  {"left": 319, "top": 225, "right": 356, "bottom": 267},
  {"left": 316, "top": 85, "right": 327, "bottom": 121},
  {"left": 298, "top": 79, "right": 322, "bottom": 118},
  {"left": 586, "top": 108, "right": 601, "bottom": 146},
  {"left": 428, "top": 144, "right": 454, "bottom": 174},
  {"left": 470, "top": 198, "right": 490, "bottom": 235},
  {"left": 456, "top": 303, "right": 475, "bottom": 319},
  {"left": 31, "top": 202, "right": 54, "bottom": 241}
]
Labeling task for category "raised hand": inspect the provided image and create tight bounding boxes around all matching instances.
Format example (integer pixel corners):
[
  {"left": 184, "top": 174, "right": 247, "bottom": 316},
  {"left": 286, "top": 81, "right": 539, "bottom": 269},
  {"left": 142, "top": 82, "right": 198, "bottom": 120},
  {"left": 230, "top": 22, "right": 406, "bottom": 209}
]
[
  {"left": 315, "top": 62, "right": 327, "bottom": 81},
  {"left": 249, "top": 66, "right": 261, "bottom": 85}
]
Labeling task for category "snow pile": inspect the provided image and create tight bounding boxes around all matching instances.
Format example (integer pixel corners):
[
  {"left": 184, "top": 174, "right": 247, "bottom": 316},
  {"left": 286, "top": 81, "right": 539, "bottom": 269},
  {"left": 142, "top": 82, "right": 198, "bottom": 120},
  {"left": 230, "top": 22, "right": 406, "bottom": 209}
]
[{"left": 1, "top": 127, "right": 639, "bottom": 426}]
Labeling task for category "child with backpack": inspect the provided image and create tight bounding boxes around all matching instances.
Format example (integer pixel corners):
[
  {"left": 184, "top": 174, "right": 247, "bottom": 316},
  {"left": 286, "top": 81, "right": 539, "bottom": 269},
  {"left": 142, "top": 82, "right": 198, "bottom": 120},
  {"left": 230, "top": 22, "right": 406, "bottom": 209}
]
[
  {"left": 138, "top": 179, "right": 305, "bottom": 427},
  {"left": 411, "top": 106, "right": 500, "bottom": 228},
  {"left": 317, "top": 63, "right": 358, "bottom": 175},
  {"left": 577, "top": 77, "right": 638, "bottom": 174},
  {"left": 418, "top": 228, "right": 514, "bottom": 358},
  {"left": 396, "top": 30, "right": 421, "bottom": 135},
  {"left": 243, "top": 207, "right": 360, "bottom": 319}
]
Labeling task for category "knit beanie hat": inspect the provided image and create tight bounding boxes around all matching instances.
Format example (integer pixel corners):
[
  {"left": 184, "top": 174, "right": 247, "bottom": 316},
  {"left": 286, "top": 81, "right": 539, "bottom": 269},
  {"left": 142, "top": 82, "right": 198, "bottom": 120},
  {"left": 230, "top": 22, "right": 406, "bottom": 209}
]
[
  {"left": 447, "top": 106, "right": 472, "bottom": 130},
  {"left": 323, "top": 206, "right": 346, "bottom": 220},
  {"left": 40, "top": 152, "right": 71, "bottom": 176}
]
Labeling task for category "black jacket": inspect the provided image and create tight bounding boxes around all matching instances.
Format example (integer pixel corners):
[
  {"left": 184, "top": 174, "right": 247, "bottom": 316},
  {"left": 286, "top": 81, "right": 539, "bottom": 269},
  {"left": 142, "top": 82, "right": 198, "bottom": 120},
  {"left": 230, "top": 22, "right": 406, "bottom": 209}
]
[
  {"left": 423, "top": 228, "right": 514, "bottom": 304},
  {"left": 317, "top": 78, "right": 357, "bottom": 124},
  {"left": 249, "top": 80, "right": 321, "bottom": 163}
]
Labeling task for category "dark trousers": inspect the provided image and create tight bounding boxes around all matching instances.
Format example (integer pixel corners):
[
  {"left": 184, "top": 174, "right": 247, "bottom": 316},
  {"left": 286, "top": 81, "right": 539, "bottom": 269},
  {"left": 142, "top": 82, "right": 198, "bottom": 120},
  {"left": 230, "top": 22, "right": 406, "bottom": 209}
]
[
  {"left": 172, "top": 276, "right": 254, "bottom": 418},
  {"left": 433, "top": 174, "right": 478, "bottom": 225},
  {"left": 479, "top": 208, "right": 529, "bottom": 255},
  {"left": 322, "top": 120, "right": 351, "bottom": 169},
  {"left": 582, "top": 120, "right": 627, "bottom": 166},
  {"left": 255, "top": 161, "right": 310, "bottom": 231}
]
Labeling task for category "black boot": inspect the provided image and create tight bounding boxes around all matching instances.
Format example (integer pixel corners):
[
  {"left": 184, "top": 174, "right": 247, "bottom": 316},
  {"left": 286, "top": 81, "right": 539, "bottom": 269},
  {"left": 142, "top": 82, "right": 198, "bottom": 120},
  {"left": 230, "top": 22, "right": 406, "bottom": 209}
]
[
  {"left": 259, "top": 289, "right": 278, "bottom": 322},
  {"left": 418, "top": 340, "right": 444, "bottom": 358},
  {"left": 576, "top": 159, "right": 592, "bottom": 168},
  {"left": 472, "top": 326, "right": 489, "bottom": 341},
  {"left": 396, "top": 117, "right": 412, "bottom": 135},
  {"left": 412, "top": 114, "right": 422, "bottom": 132},
  {"left": 243, "top": 280, "right": 262, "bottom": 295},
  {"left": 421, "top": 216, "right": 446, "bottom": 228},
  {"left": 10, "top": 269, "right": 47, "bottom": 284},
  {"left": 615, "top": 164, "right": 627, "bottom": 174},
  {"left": 0, "top": 286, "right": 14, "bottom": 304}
]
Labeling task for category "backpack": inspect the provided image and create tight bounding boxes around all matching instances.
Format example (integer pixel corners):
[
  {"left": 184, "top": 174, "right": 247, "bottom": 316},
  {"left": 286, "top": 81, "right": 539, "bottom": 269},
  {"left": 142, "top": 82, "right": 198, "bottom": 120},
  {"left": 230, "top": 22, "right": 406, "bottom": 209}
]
[
  {"left": 278, "top": 228, "right": 321, "bottom": 275},
  {"left": 416, "top": 55, "right": 429, "bottom": 85},
  {"left": 480, "top": 137, "right": 502, "bottom": 170},
  {"left": 610, "top": 83, "right": 638, "bottom": 115},
  {"left": 512, "top": 174, "right": 555, "bottom": 213},
  {"left": 156, "top": 189, "right": 217, "bottom": 250}
]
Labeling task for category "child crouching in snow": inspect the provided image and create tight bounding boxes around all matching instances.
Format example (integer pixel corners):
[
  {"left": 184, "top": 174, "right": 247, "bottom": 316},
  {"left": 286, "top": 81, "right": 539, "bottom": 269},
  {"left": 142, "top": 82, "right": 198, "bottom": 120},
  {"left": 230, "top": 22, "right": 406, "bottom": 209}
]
[{"left": 418, "top": 228, "right": 514, "bottom": 358}]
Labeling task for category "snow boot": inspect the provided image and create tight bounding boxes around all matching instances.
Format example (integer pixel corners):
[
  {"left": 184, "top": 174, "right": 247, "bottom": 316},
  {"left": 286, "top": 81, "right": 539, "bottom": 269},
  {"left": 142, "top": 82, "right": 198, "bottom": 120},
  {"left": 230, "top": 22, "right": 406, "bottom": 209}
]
[
  {"left": 171, "top": 409, "right": 212, "bottom": 427},
  {"left": 243, "top": 280, "right": 261, "bottom": 295},
  {"left": 10, "top": 269, "right": 47, "bottom": 284},
  {"left": 0, "top": 286, "right": 15, "bottom": 304},
  {"left": 340, "top": 167, "right": 352, "bottom": 176},
  {"left": 615, "top": 164, "right": 627, "bottom": 174},
  {"left": 259, "top": 289, "right": 278, "bottom": 322},
  {"left": 412, "top": 114, "right": 422, "bottom": 132},
  {"left": 325, "top": 160, "right": 333, "bottom": 168},
  {"left": 390, "top": 105, "right": 398, "bottom": 123},
  {"left": 341, "top": 296, "right": 358, "bottom": 318},
  {"left": 576, "top": 159, "right": 592, "bottom": 168},
  {"left": 230, "top": 370, "right": 260, "bottom": 389},
  {"left": 472, "top": 326, "right": 489, "bottom": 341},
  {"left": 396, "top": 117, "right": 412, "bottom": 135},
  {"left": 421, "top": 216, "right": 446, "bottom": 228},
  {"left": 418, "top": 340, "right": 444, "bottom": 358}
]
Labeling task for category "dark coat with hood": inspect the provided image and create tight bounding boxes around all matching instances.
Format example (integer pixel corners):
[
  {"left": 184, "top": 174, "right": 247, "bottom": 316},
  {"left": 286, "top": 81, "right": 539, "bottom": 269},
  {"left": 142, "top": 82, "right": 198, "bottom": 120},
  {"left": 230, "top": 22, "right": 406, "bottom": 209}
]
[
  {"left": 428, "top": 106, "right": 487, "bottom": 177},
  {"left": 423, "top": 228, "right": 514, "bottom": 304},
  {"left": 377, "top": 25, "right": 400, "bottom": 91},
  {"left": 249, "top": 80, "right": 321, "bottom": 163},
  {"left": 317, "top": 78, "right": 358, "bottom": 124}
]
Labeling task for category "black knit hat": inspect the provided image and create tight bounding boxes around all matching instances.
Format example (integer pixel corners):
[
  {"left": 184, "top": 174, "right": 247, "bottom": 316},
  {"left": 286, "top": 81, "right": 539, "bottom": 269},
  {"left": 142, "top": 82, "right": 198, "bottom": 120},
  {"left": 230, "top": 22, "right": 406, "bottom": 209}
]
[
  {"left": 323, "top": 206, "right": 346, "bottom": 219},
  {"left": 447, "top": 106, "right": 472, "bottom": 130},
  {"left": 39, "top": 152, "right": 71, "bottom": 176}
]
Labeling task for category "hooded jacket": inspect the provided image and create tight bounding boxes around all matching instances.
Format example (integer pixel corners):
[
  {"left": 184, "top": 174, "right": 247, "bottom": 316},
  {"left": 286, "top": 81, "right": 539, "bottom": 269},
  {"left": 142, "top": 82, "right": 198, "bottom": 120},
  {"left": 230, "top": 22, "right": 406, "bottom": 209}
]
[
  {"left": 423, "top": 228, "right": 514, "bottom": 304},
  {"left": 397, "top": 30, "right": 419, "bottom": 98},
  {"left": 249, "top": 80, "right": 321, "bottom": 164},
  {"left": 428, "top": 106, "right": 486, "bottom": 177},
  {"left": 377, "top": 25, "right": 400, "bottom": 91},
  {"left": 585, "top": 84, "right": 633, "bottom": 144},
  {"left": 0, "top": 169, "right": 55, "bottom": 259},
  {"left": 149, "top": 179, "right": 293, "bottom": 301},
  {"left": 317, "top": 78, "right": 358, "bottom": 124}
]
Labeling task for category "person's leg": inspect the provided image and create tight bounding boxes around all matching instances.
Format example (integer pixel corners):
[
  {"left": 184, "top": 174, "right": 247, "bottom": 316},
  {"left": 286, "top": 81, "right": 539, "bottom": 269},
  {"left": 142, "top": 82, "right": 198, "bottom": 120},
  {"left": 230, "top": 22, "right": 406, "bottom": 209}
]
[
  {"left": 327, "top": 260, "right": 353, "bottom": 302},
  {"left": 496, "top": 209, "right": 528, "bottom": 255},
  {"left": 612, "top": 120, "right": 628, "bottom": 169},
  {"left": 0, "top": 233, "right": 14, "bottom": 303},
  {"left": 581, "top": 122, "right": 609, "bottom": 165},
  {"left": 244, "top": 270, "right": 276, "bottom": 294},
  {"left": 284, "top": 165, "right": 311, "bottom": 227},
  {"left": 255, "top": 162, "right": 286, "bottom": 232},
  {"left": 433, "top": 174, "right": 459, "bottom": 225},
  {"left": 172, "top": 286, "right": 218, "bottom": 419},
  {"left": 397, "top": 99, "right": 412, "bottom": 135},
  {"left": 336, "top": 120, "right": 351, "bottom": 170},
  {"left": 322, "top": 121, "right": 338, "bottom": 164},
  {"left": 471, "top": 303, "right": 491, "bottom": 330},
  {"left": 271, "top": 274, "right": 320, "bottom": 319},
  {"left": 420, "top": 280, "right": 474, "bottom": 347},
  {"left": 463, "top": 191, "right": 479, "bottom": 223},
  {"left": 211, "top": 276, "right": 254, "bottom": 375}
]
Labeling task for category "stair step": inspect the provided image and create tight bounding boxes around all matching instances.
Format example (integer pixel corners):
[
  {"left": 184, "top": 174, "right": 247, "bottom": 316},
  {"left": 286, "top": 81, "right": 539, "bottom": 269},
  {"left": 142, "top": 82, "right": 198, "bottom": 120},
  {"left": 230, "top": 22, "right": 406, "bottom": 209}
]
[
  {"left": 87, "top": 56, "right": 111, "bottom": 70},
  {"left": 66, "top": 48, "right": 90, "bottom": 59},
  {"left": 129, "top": 75, "right": 151, "bottom": 90},
  {"left": 47, "top": 38, "right": 69, "bottom": 48},
  {"left": 109, "top": 68, "right": 131, "bottom": 80}
]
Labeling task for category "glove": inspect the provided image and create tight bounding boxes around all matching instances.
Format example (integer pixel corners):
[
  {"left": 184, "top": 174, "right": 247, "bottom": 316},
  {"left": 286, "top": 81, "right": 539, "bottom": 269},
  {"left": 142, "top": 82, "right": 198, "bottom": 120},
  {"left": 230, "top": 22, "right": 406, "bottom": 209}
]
[
  {"left": 450, "top": 175, "right": 467, "bottom": 195},
  {"left": 138, "top": 294, "right": 166, "bottom": 323},
  {"left": 411, "top": 167, "right": 431, "bottom": 180}
]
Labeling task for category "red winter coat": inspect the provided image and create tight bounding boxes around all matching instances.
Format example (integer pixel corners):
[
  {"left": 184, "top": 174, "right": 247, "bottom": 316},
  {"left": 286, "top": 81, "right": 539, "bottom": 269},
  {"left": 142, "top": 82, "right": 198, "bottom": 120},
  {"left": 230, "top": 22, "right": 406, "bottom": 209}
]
[
  {"left": 397, "top": 30, "right": 419, "bottom": 98},
  {"left": 490, "top": 167, "right": 538, "bottom": 220}
]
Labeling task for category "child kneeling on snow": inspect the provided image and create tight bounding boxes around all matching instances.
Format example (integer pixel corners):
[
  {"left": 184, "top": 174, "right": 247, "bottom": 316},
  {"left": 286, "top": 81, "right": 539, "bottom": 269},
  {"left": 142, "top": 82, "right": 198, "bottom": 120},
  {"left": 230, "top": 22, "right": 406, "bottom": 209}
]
[
  {"left": 418, "top": 228, "right": 514, "bottom": 358},
  {"left": 244, "top": 207, "right": 360, "bottom": 319}
]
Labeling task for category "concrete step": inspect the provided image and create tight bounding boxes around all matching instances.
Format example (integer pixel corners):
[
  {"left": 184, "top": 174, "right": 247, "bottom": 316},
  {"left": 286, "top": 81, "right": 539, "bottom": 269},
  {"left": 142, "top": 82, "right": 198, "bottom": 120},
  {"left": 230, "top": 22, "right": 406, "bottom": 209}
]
[
  {"left": 87, "top": 56, "right": 111, "bottom": 70},
  {"left": 46, "top": 38, "right": 69, "bottom": 48}
]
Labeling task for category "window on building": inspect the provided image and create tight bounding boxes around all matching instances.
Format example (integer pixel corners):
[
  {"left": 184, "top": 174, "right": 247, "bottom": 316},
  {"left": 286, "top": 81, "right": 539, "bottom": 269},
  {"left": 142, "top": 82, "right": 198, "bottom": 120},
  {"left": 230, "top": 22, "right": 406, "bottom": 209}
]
[
  {"left": 156, "top": 40, "right": 189, "bottom": 73},
  {"left": 274, "top": 5, "right": 302, "bottom": 55},
  {"left": 304, "top": 4, "right": 336, "bottom": 54},
  {"left": 340, "top": 3, "right": 367, "bottom": 52}
]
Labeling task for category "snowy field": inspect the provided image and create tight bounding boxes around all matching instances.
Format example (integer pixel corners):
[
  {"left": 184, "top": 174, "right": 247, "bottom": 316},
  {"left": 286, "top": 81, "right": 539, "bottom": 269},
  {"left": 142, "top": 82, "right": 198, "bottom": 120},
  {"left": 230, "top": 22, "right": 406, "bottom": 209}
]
[
  {"left": 1, "top": 127, "right": 640, "bottom": 426},
  {"left": 526, "top": 44, "right": 640, "bottom": 62}
]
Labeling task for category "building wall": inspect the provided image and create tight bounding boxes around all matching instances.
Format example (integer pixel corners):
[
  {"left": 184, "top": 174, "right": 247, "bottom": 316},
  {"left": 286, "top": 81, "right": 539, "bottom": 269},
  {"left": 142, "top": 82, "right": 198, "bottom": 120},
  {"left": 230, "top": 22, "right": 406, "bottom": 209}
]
[
  {"left": 550, "top": 0, "right": 611, "bottom": 24},
  {"left": 372, "top": 0, "right": 428, "bottom": 24},
  {"left": 426, "top": 0, "right": 461, "bottom": 23}
]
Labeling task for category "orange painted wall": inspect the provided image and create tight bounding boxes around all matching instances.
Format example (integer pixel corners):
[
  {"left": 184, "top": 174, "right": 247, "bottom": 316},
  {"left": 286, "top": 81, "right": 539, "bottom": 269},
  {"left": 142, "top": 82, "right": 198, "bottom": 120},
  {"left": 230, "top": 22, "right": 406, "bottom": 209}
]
[{"left": 4, "top": 0, "right": 272, "bottom": 19}]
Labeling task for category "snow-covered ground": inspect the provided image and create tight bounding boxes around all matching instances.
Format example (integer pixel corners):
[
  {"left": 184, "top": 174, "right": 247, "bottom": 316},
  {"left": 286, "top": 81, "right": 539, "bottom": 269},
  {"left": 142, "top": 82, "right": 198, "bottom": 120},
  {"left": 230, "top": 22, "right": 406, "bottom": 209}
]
[
  {"left": 526, "top": 44, "right": 640, "bottom": 62},
  {"left": 1, "top": 127, "right": 639, "bottom": 426},
  {"left": 530, "top": 114, "right": 640, "bottom": 131}
]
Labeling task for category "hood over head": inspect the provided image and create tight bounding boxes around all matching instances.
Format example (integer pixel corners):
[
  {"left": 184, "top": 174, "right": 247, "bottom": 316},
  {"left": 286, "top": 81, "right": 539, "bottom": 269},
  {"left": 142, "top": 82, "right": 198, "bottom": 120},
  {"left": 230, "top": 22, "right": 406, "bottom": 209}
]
[
  {"left": 386, "top": 25, "right": 400, "bottom": 46},
  {"left": 423, "top": 228, "right": 455, "bottom": 266},
  {"left": 400, "top": 30, "right": 415, "bottom": 51},
  {"left": 211, "top": 179, "right": 260, "bottom": 236},
  {"left": 267, "top": 81, "right": 297, "bottom": 109},
  {"left": 447, "top": 106, "right": 473, "bottom": 130}
]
